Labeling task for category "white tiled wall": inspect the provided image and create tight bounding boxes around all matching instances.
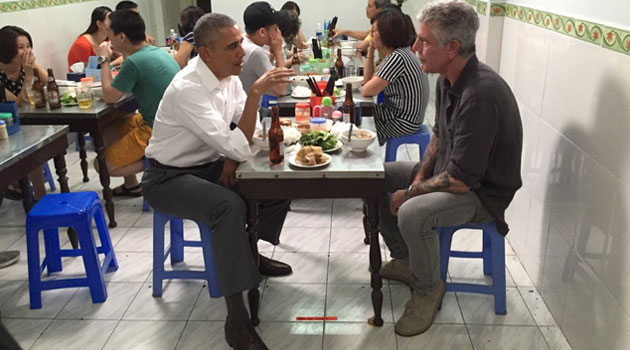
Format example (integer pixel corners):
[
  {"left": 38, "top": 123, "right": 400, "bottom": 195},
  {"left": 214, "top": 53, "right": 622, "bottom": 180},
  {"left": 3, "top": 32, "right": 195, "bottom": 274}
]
[
  {"left": 0, "top": 0, "right": 164, "bottom": 78},
  {"left": 494, "top": 15, "right": 630, "bottom": 350}
]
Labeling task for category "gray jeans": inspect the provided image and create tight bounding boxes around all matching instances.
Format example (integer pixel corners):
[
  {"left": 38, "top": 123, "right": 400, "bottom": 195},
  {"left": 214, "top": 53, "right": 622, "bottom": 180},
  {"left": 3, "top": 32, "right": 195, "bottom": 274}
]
[
  {"left": 141, "top": 158, "right": 290, "bottom": 296},
  {"left": 379, "top": 162, "right": 493, "bottom": 292}
]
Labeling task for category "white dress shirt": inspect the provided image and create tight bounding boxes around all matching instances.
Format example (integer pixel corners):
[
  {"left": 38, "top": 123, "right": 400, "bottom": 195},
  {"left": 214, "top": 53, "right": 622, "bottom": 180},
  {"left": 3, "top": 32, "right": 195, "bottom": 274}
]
[{"left": 146, "top": 56, "right": 259, "bottom": 167}]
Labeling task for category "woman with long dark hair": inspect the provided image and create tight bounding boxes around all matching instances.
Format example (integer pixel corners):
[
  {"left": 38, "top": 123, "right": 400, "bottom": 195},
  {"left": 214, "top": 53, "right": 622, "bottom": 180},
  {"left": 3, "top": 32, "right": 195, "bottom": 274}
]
[
  {"left": 280, "top": 1, "right": 308, "bottom": 49},
  {"left": 67, "top": 6, "right": 111, "bottom": 71},
  {"left": 173, "top": 5, "right": 206, "bottom": 68}
]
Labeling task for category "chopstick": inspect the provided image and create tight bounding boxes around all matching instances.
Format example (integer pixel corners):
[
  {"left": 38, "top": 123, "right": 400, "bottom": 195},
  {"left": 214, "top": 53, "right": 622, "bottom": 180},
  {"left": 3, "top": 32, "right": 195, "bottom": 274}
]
[
  {"left": 262, "top": 120, "right": 267, "bottom": 140},
  {"left": 324, "top": 74, "right": 336, "bottom": 96},
  {"left": 348, "top": 124, "right": 354, "bottom": 143},
  {"left": 306, "top": 77, "right": 319, "bottom": 96},
  {"left": 309, "top": 76, "right": 322, "bottom": 97}
]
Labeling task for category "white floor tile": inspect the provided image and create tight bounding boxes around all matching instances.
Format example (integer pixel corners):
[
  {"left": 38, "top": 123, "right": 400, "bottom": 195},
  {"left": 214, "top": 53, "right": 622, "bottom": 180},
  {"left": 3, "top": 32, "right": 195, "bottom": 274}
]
[
  {"left": 330, "top": 227, "right": 371, "bottom": 254},
  {"left": 458, "top": 287, "right": 536, "bottom": 326},
  {"left": 325, "top": 284, "right": 393, "bottom": 323},
  {"left": 291, "top": 198, "right": 333, "bottom": 208},
  {"left": 175, "top": 321, "right": 230, "bottom": 350},
  {"left": 1, "top": 283, "right": 77, "bottom": 318},
  {"left": 518, "top": 286, "right": 557, "bottom": 326},
  {"left": 283, "top": 207, "right": 332, "bottom": 228},
  {"left": 30, "top": 319, "right": 118, "bottom": 350},
  {"left": 390, "top": 284, "right": 464, "bottom": 324},
  {"left": 267, "top": 253, "right": 328, "bottom": 284},
  {"left": 188, "top": 292, "right": 229, "bottom": 321},
  {"left": 0, "top": 281, "right": 23, "bottom": 305},
  {"left": 331, "top": 207, "right": 364, "bottom": 228},
  {"left": 332, "top": 198, "right": 364, "bottom": 210},
  {"left": 448, "top": 257, "right": 516, "bottom": 287},
  {"left": 259, "top": 321, "right": 324, "bottom": 350},
  {"left": 103, "top": 320, "right": 186, "bottom": 350},
  {"left": 57, "top": 282, "right": 143, "bottom": 320},
  {"left": 0, "top": 227, "right": 25, "bottom": 250},
  {"left": 259, "top": 283, "right": 326, "bottom": 322},
  {"left": 275, "top": 227, "right": 331, "bottom": 253},
  {"left": 323, "top": 322, "right": 396, "bottom": 350},
  {"left": 1, "top": 318, "right": 53, "bottom": 349},
  {"left": 114, "top": 227, "right": 154, "bottom": 252},
  {"left": 540, "top": 326, "right": 573, "bottom": 350},
  {"left": 467, "top": 325, "right": 550, "bottom": 350},
  {"left": 506, "top": 255, "right": 535, "bottom": 286},
  {"left": 103, "top": 252, "right": 153, "bottom": 282},
  {"left": 122, "top": 281, "right": 202, "bottom": 320},
  {"left": 327, "top": 254, "right": 371, "bottom": 284},
  {"left": 397, "top": 324, "right": 473, "bottom": 350}
]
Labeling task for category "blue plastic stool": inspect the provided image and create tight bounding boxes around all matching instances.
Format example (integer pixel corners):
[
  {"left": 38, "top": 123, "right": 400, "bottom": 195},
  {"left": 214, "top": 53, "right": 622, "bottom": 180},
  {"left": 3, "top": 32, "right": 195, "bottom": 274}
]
[
  {"left": 142, "top": 158, "right": 150, "bottom": 212},
  {"left": 384, "top": 125, "right": 431, "bottom": 162},
  {"left": 42, "top": 162, "right": 56, "bottom": 191},
  {"left": 25, "top": 191, "right": 118, "bottom": 309},
  {"left": 438, "top": 222, "right": 507, "bottom": 315},
  {"left": 152, "top": 211, "right": 222, "bottom": 298},
  {"left": 75, "top": 132, "right": 93, "bottom": 151}
]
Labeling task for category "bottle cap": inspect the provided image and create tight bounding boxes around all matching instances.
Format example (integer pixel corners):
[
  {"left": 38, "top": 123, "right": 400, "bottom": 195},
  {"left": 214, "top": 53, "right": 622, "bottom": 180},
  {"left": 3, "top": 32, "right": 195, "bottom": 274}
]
[
  {"left": 296, "top": 102, "right": 310, "bottom": 108},
  {"left": 309, "top": 59, "right": 318, "bottom": 64},
  {"left": 332, "top": 111, "right": 342, "bottom": 119},
  {"left": 322, "top": 68, "right": 330, "bottom": 74},
  {"left": 321, "top": 97, "right": 333, "bottom": 106},
  {"left": 310, "top": 117, "right": 325, "bottom": 124},
  {"left": 0, "top": 120, "right": 5, "bottom": 126}
]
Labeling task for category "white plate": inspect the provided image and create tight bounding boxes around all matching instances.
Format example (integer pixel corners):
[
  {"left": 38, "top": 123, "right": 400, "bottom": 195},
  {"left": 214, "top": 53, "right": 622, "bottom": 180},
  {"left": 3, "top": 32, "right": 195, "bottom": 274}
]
[
  {"left": 299, "top": 140, "right": 342, "bottom": 153},
  {"left": 291, "top": 86, "right": 312, "bottom": 99},
  {"left": 288, "top": 153, "right": 331, "bottom": 169}
]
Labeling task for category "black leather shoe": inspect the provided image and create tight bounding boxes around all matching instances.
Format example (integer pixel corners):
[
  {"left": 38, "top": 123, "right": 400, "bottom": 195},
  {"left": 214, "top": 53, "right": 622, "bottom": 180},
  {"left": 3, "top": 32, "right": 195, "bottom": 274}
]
[
  {"left": 258, "top": 254, "right": 292, "bottom": 277},
  {"left": 225, "top": 320, "right": 269, "bottom": 350}
]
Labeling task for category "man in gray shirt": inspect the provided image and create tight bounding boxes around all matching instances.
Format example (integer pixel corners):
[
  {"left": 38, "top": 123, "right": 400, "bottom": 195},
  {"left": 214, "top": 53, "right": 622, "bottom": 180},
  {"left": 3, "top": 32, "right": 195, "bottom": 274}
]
[{"left": 240, "top": 1, "right": 286, "bottom": 96}]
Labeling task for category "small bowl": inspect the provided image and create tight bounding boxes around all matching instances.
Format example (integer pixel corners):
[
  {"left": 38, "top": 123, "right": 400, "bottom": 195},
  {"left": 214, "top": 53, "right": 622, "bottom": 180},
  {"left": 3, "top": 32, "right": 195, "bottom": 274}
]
[
  {"left": 289, "top": 75, "right": 309, "bottom": 88},
  {"left": 339, "top": 40, "right": 358, "bottom": 49},
  {"left": 340, "top": 128, "right": 376, "bottom": 152},
  {"left": 341, "top": 76, "right": 363, "bottom": 91},
  {"left": 251, "top": 131, "right": 270, "bottom": 151}
]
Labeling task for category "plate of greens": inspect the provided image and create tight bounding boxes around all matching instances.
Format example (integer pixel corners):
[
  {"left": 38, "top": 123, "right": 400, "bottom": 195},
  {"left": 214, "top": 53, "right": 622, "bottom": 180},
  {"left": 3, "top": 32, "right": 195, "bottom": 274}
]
[
  {"left": 60, "top": 92, "right": 78, "bottom": 106},
  {"left": 299, "top": 131, "right": 341, "bottom": 153}
]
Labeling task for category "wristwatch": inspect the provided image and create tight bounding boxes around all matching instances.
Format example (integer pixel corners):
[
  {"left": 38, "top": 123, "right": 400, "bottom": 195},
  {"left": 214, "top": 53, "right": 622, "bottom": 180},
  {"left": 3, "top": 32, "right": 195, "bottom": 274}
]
[
  {"left": 97, "top": 56, "right": 111, "bottom": 64},
  {"left": 404, "top": 184, "right": 413, "bottom": 199}
]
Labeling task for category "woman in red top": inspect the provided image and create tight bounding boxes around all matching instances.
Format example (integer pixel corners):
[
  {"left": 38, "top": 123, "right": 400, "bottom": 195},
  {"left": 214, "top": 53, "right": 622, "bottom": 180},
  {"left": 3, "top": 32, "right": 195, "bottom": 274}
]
[{"left": 67, "top": 6, "right": 111, "bottom": 71}]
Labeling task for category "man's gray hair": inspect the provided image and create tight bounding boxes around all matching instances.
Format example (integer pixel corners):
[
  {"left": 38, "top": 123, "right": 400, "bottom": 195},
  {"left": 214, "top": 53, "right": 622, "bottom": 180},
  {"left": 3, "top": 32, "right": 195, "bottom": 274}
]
[
  {"left": 374, "top": 0, "right": 391, "bottom": 9},
  {"left": 194, "top": 13, "right": 237, "bottom": 49},
  {"left": 417, "top": 0, "right": 479, "bottom": 56}
]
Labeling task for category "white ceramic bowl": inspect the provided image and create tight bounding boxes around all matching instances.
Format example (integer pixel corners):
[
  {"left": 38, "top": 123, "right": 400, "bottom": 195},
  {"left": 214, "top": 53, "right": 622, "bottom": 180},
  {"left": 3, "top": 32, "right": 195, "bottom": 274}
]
[
  {"left": 341, "top": 128, "right": 376, "bottom": 152},
  {"left": 339, "top": 40, "right": 358, "bottom": 49},
  {"left": 289, "top": 75, "right": 309, "bottom": 88},
  {"left": 341, "top": 76, "right": 363, "bottom": 91},
  {"left": 251, "top": 131, "right": 270, "bottom": 151},
  {"left": 340, "top": 47, "right": 356, "bottom": 57}
]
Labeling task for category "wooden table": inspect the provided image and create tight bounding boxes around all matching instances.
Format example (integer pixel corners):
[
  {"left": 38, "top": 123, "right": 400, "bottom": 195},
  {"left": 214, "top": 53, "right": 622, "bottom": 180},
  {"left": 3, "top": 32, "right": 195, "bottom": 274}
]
[
  {"left": 18, "top": 96, "right": 139, "bottom": 228},
  {"left": 0, "top": 125, "right": 78, "bottom": 247},
  {"left": 236, "top": 117, "right": 386, "bottom": 326}
]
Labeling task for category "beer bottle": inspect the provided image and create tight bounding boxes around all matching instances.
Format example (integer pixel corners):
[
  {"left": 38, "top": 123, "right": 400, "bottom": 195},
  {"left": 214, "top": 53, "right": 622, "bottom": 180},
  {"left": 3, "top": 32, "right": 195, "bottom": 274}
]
[
  {"left": 335, "top": 48, "right": 344, "bottom": 78},
  {"left": 32, "top": 69, "right": 47, "bottom": 108},
  {"left": 291, "top": 47, "right": 300, "bottom": 74},
  {"left": 0, "top": 80, "right": 6, "bottom": 103},
  {"left": 268, "top": 103, "right": 284, "bottom": 164},
  {"left": 46, "top": 68, "right": 61, "bottom": 109},
  {"left": 342, "top": 83, "right": 355, "bottom": 124}
]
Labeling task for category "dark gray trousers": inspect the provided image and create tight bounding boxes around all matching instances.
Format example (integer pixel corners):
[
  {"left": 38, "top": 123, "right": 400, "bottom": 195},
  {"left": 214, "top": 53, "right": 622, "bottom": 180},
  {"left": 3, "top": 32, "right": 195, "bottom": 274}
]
[
  {"left": 379, "top": 162, "right": 493, "bottom": 292},
  {"left": 141, "top": 158, "right": 290, "bottom": 296}
]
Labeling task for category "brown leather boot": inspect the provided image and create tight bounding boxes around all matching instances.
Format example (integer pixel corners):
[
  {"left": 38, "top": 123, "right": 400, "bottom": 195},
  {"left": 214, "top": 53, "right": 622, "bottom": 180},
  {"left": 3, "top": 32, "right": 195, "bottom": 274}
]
[{"left": 394, "top": 281, "right": 446, "bottom": 337}]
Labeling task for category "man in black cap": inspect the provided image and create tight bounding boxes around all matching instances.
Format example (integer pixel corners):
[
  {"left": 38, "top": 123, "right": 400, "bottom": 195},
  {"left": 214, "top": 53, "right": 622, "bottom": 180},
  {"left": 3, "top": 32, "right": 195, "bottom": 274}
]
[{"left": 240, "top": 1, "right": 286, "bottom": 96}]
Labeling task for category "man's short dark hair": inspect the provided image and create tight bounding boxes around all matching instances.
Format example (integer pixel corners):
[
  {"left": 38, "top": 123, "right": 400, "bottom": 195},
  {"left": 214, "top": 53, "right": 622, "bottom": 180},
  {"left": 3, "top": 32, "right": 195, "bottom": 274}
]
[
  {"left": 277, "top": 10, "right": 300, "bottom": 46},
  {"left": 371, "top": 9, "right": 416, "bottom": 49},
  {"left": 0, "top": 25, "right": 33, "bottom": 64},
  {"left": 179, "top": 6, "right": 206, "bottom": 36},
  {"left": 374, "top": 0, "right": 392, "bottom": 9},
  {"left": 108, "top": 9, "right": 146, "bottom": 45},
  {"left": 280, "top": 1, "right": 300, "bottom": 16},
  {"left": 115, "top": 1, "right": 137, "bottom": 11}
]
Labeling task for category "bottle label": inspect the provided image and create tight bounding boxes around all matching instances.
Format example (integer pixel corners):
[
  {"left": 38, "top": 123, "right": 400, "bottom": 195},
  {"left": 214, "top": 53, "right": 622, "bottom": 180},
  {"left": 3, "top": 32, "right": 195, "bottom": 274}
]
[
  {"left": 33, "top": 90, "right": 43, "bottom": 104},
  {"left": 343, "top": 113, "right": 350, "bottom": 124},
  {"left": 48, "top": 90, "right": 60, "bottom": 105},
  {"left": 279, "top": 142, "right": 284, "bottom": 156}
]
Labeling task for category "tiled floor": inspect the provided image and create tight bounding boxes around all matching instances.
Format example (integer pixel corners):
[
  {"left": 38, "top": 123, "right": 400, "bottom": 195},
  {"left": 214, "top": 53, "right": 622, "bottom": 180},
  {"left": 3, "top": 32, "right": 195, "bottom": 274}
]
[{"left": 0, "top": 141, "right": 573, "bottom": 349}]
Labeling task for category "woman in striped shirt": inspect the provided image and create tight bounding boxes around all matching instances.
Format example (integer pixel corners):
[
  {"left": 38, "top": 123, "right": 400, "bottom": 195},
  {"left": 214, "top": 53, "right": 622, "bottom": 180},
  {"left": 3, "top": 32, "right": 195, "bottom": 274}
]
[{"left": 362, "top": 8, "right": 429, "bottom": 145}]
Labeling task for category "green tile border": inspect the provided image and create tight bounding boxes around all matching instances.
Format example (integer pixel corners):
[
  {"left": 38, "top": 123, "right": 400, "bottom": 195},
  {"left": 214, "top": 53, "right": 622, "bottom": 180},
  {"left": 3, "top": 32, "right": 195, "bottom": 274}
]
[
  {"left": 489, "top": 2, "right": 630, "bottom": 56},
  {"left": 466, "top": 0, "right": 488, "bottom": 16},
  {"left": 0, "top": 0, "right": 98, "bottom": 13}
]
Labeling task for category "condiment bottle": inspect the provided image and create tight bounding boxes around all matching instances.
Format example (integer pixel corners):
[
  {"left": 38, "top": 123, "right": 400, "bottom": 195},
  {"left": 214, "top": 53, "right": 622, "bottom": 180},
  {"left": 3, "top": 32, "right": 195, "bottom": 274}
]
[
  {"left": 335, "top": 48, "right": 344, "bottom": 77},
  {"left": 32, "top": 69, "right": 46, "bottom": 108}
]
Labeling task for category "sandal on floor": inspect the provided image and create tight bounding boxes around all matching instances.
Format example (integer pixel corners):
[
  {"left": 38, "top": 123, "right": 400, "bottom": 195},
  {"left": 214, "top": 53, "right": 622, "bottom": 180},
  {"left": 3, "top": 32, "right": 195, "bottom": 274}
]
[{"left": 112, "top": 184, "right": 142, "bottom": 197}]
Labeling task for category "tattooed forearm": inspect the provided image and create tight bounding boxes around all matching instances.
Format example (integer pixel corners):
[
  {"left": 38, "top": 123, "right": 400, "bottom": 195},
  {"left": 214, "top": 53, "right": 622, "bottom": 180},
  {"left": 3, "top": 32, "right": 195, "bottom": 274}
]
[
  {"left": 410, "top": 171, "right": 470, "bottom": 197},
  {"left": 417, "top": 137, "right": 439, "bottom": 180}
]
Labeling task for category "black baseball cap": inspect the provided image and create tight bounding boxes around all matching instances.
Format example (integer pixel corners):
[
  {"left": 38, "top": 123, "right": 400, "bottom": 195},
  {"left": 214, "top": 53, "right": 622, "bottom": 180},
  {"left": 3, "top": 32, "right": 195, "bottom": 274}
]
[{"left": 244, "top": 1, "right": 280, "bottom": 32}]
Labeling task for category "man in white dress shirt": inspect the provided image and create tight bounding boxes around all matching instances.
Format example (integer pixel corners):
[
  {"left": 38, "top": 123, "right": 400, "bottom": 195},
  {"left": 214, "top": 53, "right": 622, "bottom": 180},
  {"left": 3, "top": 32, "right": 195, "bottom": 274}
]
[{"left": 142, "top": 13, "right": 293, "bottom": 350}]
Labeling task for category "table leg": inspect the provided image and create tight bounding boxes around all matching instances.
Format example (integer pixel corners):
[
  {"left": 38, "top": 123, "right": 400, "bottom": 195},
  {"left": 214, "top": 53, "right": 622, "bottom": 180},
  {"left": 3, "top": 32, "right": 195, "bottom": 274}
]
[
  {"left": 53, "top": 153, "right": 79, "bottom": 249},
  {"left": 78, "top": 132, "right": 89, "bottom": 182},
  {"left": 365, "top": 197, "right": 383, "bottom": 327},
  {"left": 246, "top": 199, "right": 261, "bottom": 326},
  {"left": 92, "top": 133, "right": 116, "bottom": 228},
  {"left": 18, "top": 177, "right": 34, "bottom": 213},
  {"left": 362, "top": 200, "right": 370, "bottom": 244}
]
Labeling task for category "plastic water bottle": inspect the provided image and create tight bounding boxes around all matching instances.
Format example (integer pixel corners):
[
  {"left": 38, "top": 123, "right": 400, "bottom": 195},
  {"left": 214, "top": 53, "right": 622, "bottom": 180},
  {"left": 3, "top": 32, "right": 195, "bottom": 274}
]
[
  {"left": 169, "top": 29, "right": 180, "bottom": 50},
  {"left": 316, "top": 23, "right": 323, "bottom": 45}
]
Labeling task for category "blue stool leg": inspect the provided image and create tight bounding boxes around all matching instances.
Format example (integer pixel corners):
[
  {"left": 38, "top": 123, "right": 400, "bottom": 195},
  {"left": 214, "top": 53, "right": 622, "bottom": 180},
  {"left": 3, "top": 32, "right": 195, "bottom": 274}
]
[
  {"left": 198, "top": 223, "right": 222, "bottom": 298},
  {"left": 43, "top": 228, "right": 62, "bottom": 274},
  {"left": 384, "top": 141, "right": 401, "bottom": 162},
  {"left": 76, "top": 219, "right": 107, "bottom": 304},
  {"left": 93, "top": 204, "right": 118, "bottom": 271},
  {"left": 482, "top": 231, "right": 492, "bottom": 275},
  {"left": 170, "top": 219, "right": 185, "bottom": 264},
  {"left": 491, "top": 231, "right": 507, "bottom": 315},
  {"left": 153, "top": 214, "right": 167, "bottom": 297},
  {"left": 26, "top": 224, "right": 43, "bottom": 309},
  {"left": 142, "top": 158, "right": 150, "bottom": 212},
  {"left": 437, "top": 227, "right": 454, "bottom": 310},
  {"left": 43, "top": 162, "right": 56, "bottom": 191}
]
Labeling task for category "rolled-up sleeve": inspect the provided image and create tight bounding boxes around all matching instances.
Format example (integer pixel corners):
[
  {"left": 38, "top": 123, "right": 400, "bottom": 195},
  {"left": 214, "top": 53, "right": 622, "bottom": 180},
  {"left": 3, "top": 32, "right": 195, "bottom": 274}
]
[
  {"left": 445, "top": 99, "right": 498, "bottom": 189},
  {"left": 176, "top": 87, "right": 253, "bottom": 162}
]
